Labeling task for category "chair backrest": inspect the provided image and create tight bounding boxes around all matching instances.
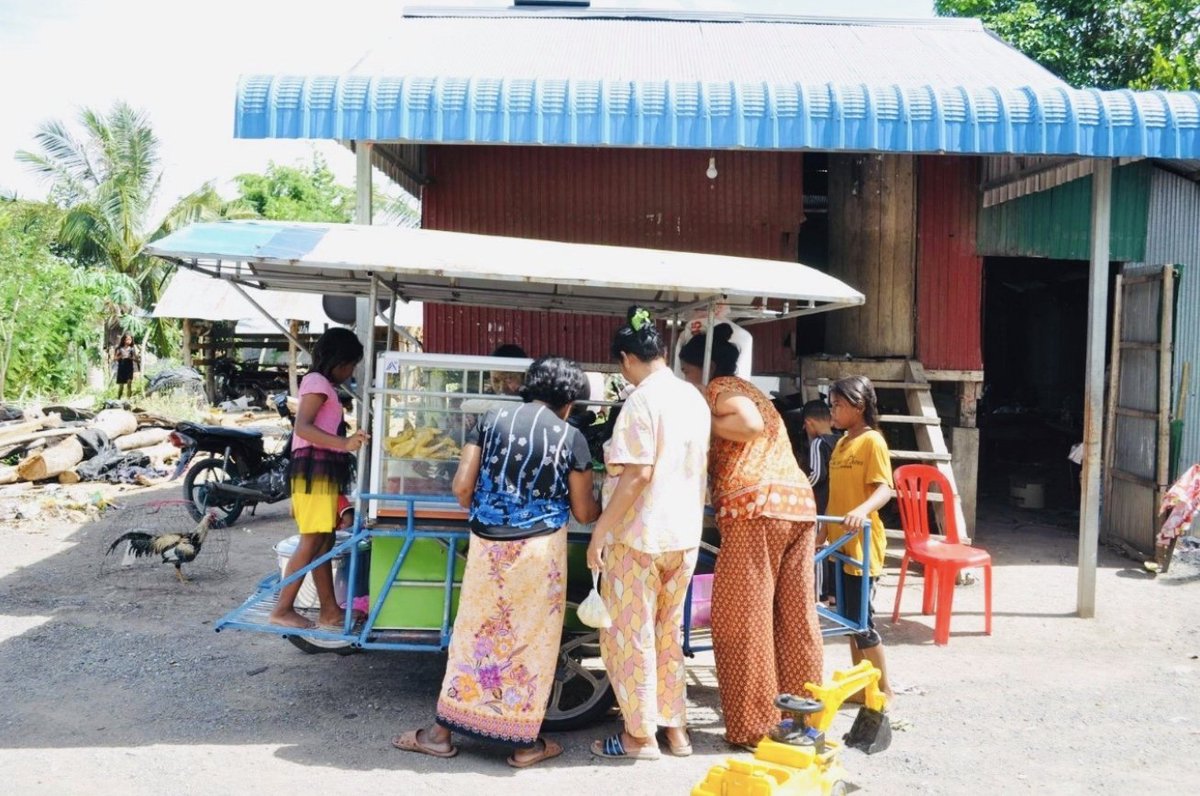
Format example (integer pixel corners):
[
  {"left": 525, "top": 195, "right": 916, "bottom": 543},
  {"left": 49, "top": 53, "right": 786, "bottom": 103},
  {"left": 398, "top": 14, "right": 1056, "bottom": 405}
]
[{"left": 893, "top": 464, "right": 961, "bottom": 545}]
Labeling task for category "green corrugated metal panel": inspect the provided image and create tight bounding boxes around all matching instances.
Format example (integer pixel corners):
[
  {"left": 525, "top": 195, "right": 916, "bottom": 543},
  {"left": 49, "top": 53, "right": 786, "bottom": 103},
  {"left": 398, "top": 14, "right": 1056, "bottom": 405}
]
[{"left": 978, "top": 162, "right": 1150, "bottom": 261}]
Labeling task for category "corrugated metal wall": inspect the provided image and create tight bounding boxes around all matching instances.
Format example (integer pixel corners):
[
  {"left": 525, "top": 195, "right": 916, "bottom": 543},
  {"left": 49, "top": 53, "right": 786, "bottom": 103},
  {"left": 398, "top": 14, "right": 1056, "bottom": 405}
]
[
  {"left": 977, "top": 162, "right": 1151, "bottom": 261},
  {"left": 421, "top": 146, "right": 806, "bottom": 373},
  {"left": 1143, "top": 167, "right": 1200, "bottom": 473},
  {"left": 916, "top": 156, "right": 984, "bottom": 370}
]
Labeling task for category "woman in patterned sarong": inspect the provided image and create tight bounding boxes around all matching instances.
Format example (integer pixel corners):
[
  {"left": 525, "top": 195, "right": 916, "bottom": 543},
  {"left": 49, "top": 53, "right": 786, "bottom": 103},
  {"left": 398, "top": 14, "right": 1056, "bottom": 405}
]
[
  {"left": 678, "top": 324, "right": 823, "bottom": 750},
  {"left": 392, "top": 357, "right": 599, "bottom": 768}
]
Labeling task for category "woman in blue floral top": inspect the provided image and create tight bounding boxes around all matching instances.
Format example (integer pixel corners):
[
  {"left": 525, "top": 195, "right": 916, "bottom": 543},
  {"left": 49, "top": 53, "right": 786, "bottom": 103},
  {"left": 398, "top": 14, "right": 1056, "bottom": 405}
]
[{"left": 393, "top": 356, "right": 600, "bottom": 768}]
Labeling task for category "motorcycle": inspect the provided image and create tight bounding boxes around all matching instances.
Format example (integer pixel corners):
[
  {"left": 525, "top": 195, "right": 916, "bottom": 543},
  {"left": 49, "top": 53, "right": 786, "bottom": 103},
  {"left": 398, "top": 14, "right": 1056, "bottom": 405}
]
[
  {"left": 169, "top": 393, "right": 293, "bottom": 526},
  {"left": 212, "top": 356, "right": 289, "bottom": 408}
]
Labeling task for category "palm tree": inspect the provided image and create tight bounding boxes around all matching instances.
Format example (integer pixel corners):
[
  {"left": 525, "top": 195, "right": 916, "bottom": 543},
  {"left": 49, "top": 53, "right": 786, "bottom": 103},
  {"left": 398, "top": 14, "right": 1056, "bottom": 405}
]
[{"left": 17, "top": 102, "right": 238, "bottom": 353}]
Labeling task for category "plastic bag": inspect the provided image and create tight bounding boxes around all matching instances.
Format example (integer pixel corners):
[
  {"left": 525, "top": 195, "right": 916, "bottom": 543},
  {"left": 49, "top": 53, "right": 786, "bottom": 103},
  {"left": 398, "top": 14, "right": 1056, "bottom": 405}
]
[{"left": 576, "top": 570, "right": 612, "bottom": 629}]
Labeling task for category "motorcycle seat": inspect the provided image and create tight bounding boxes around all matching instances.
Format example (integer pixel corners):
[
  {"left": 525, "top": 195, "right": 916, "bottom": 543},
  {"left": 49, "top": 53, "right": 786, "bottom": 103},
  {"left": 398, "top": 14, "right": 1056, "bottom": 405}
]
[{"left": 177, "top": 422, "right": 264, "bottom": 441}]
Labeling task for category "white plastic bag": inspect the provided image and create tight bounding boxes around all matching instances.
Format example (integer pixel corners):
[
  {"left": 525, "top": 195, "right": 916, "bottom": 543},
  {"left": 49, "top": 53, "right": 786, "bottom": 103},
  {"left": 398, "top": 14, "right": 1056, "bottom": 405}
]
[{"left": 576, "top": 570, "right": 612, "bottom": 629}]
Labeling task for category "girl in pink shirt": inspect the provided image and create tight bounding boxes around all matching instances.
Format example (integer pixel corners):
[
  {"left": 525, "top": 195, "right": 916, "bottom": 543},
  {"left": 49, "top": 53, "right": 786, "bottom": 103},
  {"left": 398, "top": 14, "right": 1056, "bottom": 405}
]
[{"left": 270, "top": 328, "right": 368, "bottom": 631}]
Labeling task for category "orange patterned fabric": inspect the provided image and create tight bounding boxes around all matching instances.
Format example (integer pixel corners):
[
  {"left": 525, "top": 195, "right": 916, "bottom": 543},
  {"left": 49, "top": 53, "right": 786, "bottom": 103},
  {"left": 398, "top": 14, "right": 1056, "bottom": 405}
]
[
  {"left": 705, "top": 376, "right": 818, "bottom": 524},
  {"left": 598, "top": 542, "right": 699, "bottom": 738},
  {"left": 712, "top": 516, "right": 823, "bottom": 746},
  {"left": 435, "top": 530, "right": 566, "bottom": 748}
]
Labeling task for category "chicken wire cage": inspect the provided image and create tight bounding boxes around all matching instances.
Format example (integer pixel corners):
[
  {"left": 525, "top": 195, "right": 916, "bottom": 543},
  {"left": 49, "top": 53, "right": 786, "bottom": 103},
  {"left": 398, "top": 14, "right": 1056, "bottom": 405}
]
[{"left": 97, "top": 499, "right": 230, "bottom": 584}]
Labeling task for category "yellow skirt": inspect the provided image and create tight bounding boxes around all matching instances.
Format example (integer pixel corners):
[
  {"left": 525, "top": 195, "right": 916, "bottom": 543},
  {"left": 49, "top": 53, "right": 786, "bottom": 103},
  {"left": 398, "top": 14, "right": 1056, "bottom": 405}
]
[{"left": 291, "top": 479, "right": 340, "bottom": 534}]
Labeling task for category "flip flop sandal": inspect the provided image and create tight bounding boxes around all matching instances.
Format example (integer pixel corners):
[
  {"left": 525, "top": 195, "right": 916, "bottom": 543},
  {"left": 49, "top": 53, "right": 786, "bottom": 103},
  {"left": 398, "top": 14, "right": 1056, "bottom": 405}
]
[
  {"left": 507, "top": 737, "right": 563, "bottom": 769},
  {"left": 590, "top": 734, "right": 661, "bottom": 761},
  {"left": 391, "top": 729, "right": 459, "bottom": 759},
  {"left": 657, "top": 729, "right": 692, "bottom": 757}
]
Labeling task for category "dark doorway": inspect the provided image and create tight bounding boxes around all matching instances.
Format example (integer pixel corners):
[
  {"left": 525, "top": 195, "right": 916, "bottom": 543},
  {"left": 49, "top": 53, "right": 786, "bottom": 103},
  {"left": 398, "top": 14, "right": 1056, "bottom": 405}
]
[{"left": 978, "top": 257, "right": 1096, "bottom": 514}]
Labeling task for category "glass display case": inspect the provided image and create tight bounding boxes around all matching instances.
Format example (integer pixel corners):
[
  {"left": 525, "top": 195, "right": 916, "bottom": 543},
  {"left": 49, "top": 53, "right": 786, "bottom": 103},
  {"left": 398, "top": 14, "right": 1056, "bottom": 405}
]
[{"left": 369, "top": 352, "right": 531, "bottom": 521}]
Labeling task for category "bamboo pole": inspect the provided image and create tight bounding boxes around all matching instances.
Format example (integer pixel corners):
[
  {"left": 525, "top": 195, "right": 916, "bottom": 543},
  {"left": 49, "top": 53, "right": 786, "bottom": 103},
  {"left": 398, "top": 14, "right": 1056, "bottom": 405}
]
[
  {"left": 1101, "top": 272, "right": 1124, "bottom": 546},
  {"left": 288, "top": 319, "right": 300, "bottom": 397},
  {"left": 182, "top": 319, "right": 193, "bottom": 368}
]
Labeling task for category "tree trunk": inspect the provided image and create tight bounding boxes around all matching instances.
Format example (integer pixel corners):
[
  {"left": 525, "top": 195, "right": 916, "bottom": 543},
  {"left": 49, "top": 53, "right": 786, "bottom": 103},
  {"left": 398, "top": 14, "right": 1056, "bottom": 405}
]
[
  {"left": 94, "top": 409, "right": 138, "bottom": 440},
  {"left": 18, "top": 436, "right": 85, "bottom": 481},
  {"left": 115, "top": 427, "right": 171, "bottom": 451},
  {"left": 137, "top": 442, "right": 180, "bottom": 468},
  {"left": 0, "top": 465, "right": 17, "bottom": 485}
]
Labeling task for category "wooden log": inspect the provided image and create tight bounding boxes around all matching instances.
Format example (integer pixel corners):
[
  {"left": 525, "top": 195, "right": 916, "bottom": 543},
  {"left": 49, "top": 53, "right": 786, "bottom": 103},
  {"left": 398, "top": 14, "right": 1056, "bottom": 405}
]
[
  {"left": 135, "top": 412, "right": 179, "bottom": 428},
  {"left": 58, "top": 469, "right": 82, "bottom": 485},
  {"left": 93, "top": 409, "right": 138, "bottom": 440},
  {"left": 0, "top": 413, "right": 61, "bottom": 445},
  {"left": 0, "top": 427, "right": 77, "bottom": 458},
  {"left": 17, "top": 436, "right": 85, "bottom": 481},
  {"left": 115, "top": 427, "right": 171, "bottom": 451},
  {"left": 0, "top": 465, "right": 17, "bottom": 485}
]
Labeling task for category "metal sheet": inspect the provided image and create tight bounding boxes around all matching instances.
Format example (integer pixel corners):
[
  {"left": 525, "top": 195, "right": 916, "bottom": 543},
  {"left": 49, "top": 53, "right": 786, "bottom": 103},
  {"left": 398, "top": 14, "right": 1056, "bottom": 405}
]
[
  {"left": 977, "top": 162, "right": 1151, "bottom": 261},
  {"left": 1144, "top": 168, "right": 1200, "bottom": 473},
  {"left": 421, "top": 146, "right": 807, "bottom": 373},
  {"left": 916, "top": 155, "right": 983, "bottom": 370}
]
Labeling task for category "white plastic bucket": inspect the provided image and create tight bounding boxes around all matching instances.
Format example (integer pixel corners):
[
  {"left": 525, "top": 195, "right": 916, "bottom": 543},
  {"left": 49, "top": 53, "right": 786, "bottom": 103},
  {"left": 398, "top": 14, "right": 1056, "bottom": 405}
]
[{"left": 274, "top": 531, "right": 353, "bottom": 610}]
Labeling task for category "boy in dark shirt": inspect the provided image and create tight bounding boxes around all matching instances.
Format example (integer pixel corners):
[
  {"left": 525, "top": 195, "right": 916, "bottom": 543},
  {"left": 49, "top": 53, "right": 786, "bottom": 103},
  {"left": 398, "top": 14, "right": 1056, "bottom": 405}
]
[{"left": 801, "top": 399, "right": 840, "bottom": 605}]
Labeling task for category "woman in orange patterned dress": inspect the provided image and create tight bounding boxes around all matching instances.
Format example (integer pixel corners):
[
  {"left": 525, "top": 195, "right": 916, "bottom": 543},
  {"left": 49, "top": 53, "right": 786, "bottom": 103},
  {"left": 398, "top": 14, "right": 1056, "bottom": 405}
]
[{"left": 678, "top": 324, "right": 822, "bottom": 750}]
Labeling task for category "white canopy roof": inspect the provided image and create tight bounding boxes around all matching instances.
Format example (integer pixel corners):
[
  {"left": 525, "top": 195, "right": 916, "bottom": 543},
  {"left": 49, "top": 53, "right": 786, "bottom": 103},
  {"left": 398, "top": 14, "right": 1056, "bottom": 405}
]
[{"left": 147, "top": 221, "right": 864, "bottom": 322}]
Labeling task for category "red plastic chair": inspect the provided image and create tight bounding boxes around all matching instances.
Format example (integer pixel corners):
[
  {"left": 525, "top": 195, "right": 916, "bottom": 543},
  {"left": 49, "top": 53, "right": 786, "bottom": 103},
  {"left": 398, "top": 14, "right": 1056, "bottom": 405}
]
[{"left": 891, "top": 464, "right": 992, "bottom": 645}]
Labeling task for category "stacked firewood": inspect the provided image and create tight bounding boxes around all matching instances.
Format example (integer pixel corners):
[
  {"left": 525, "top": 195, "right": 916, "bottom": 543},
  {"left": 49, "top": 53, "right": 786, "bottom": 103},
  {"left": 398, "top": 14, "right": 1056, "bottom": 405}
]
[{"left": 0, "top": 407, "right": 179, "bottom": 485}]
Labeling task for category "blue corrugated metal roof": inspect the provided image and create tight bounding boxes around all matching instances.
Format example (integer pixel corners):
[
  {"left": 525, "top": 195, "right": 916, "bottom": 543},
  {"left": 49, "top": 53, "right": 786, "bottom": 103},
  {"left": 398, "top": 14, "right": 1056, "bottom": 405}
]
[{"left": 233, "top": 14, "right": 1200, "bottom": 157}]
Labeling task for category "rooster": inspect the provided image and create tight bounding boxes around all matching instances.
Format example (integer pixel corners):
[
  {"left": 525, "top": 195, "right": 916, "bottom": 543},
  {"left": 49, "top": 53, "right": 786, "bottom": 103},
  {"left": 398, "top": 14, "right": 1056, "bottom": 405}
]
[{"left": 106, "top": 512, "right": 216, "bottom": 583}]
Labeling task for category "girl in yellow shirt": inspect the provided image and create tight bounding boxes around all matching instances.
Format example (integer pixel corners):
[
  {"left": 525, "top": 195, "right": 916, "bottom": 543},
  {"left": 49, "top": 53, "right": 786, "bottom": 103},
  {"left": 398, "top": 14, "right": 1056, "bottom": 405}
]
[{"left": 824, "top": 376, "right": 895, "bottom": 700}]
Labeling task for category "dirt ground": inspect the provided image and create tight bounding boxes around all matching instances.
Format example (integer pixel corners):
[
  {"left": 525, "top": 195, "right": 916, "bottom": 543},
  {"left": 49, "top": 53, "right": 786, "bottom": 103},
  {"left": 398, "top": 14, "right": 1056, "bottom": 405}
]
[{"left": 0, "top": 480, "right": 1197, "bottom": 795}]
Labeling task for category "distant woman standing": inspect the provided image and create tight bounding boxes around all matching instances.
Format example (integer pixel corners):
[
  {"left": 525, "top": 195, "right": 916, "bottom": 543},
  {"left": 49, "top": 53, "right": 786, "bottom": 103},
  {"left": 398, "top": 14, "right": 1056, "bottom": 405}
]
[{"left": 112, "top": 333, "right": 140, "bottom": 400}]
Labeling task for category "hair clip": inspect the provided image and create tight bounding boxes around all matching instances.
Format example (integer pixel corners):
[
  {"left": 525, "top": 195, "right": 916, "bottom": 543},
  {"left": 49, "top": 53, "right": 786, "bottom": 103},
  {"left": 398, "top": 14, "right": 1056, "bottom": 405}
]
[{"left": 630, "top": 308, "right": 651, "bottom": 331}]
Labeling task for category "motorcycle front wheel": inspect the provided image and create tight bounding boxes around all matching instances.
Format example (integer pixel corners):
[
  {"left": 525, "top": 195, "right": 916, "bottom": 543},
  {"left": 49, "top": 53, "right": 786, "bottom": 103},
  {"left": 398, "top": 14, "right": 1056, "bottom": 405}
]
[{"left": 183, "top": 457, "right": 246, "bottom": 527}]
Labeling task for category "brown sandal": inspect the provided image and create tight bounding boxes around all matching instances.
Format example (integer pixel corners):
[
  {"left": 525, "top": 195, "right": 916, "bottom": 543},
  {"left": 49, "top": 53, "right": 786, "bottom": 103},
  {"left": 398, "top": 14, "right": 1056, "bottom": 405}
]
[
  {"left": 391, "top": 728, "right": 458, "bottom": 759},
  {"left": 507, "top": 737, "right": 563, "bottom": 769}
]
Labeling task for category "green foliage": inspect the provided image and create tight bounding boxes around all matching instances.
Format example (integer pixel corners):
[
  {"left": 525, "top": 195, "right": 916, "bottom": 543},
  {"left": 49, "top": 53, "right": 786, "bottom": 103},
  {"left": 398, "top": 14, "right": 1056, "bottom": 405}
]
[
  {"left": 0, "top": 201, "right": 127, "bottom": 399},
  {"left": 936, "top": 1, "right": 1200, "bottom": 89},
  {"left": 234, "top": 154, "right": 355, "bottom": 222},
  {"left": 17, "top": 102, "right": 229, "bottom": 355}
]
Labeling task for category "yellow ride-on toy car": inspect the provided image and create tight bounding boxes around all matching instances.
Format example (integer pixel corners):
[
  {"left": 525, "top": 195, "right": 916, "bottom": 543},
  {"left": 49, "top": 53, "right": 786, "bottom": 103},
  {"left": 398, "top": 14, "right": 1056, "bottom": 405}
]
[{"left": 692, "top": 661, "right": 891, "bottom": 796}]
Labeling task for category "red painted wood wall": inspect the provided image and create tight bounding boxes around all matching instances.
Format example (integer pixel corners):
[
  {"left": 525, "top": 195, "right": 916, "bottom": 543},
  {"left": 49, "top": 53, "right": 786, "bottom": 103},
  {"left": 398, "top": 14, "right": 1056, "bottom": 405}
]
[
  {"left": 916, "top": 156, "right": 984, "bottom": 371},
  {"left": 421, "top": 146, "right": 806, "bottom": 372}
]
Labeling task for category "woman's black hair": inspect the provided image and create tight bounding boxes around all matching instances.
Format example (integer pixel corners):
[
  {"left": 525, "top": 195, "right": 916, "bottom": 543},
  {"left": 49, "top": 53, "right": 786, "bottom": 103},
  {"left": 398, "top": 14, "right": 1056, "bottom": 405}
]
[
  {"left": 119, "top": 333, "right": 133, "bottom": 346},
  {"left": 311, "top": 327, "right": 364, "bottom": 379},
  {"left": 610, "top": 305, "right": 665, "bottom": 363},
  {"left": 520, "top": 356, "right": 589, "bottom": 411},
  {"left": 677, "top": 323, "right": 739, "bottom": 378},
  {"left": 830, "top": 375, "right": 879, "bottom": 427},
  {"left": 491, "top": 343, "right": 528, "bottom": 359}
]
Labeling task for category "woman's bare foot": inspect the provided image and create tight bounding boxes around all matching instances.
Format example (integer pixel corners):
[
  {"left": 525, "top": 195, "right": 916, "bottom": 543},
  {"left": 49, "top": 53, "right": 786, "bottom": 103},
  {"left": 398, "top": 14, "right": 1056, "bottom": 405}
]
[
  {"left": 269, "top": 609, "right": 315, "bottom": 629},
  {"left": 317, "top": 609, "right": 347, "bottom": 628}
]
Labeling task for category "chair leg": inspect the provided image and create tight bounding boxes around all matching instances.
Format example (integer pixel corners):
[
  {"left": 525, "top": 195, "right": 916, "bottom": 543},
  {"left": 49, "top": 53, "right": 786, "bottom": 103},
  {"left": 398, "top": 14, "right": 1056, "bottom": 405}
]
[
  {"left": 984, "top": 563, "right": 993, "bottom": 636},
  {"left": 922, "top": 566, "right": 936, "bottom": 616},
  {"left": 892, "top": 553, "right": 910, "bottom": 623},
  {"left": 934, "top": 567, "right": 956, "bottom": 646}
]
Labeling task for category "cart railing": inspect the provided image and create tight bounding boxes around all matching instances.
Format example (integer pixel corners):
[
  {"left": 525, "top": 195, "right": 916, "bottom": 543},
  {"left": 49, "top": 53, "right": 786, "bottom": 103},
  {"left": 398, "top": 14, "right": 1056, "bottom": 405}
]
[
  {"left": 217, "top": 496, "right": 875, "bottom": 656},
  {"left": 681, "top": 516, "right": 872, "bottom": 656}
]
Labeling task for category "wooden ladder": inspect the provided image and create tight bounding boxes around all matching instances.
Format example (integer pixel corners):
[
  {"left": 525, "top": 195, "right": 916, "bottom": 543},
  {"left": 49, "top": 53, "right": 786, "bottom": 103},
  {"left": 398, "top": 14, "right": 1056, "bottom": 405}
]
[{"left": 800, "top": 358, "right": 970, "bottom": 541}]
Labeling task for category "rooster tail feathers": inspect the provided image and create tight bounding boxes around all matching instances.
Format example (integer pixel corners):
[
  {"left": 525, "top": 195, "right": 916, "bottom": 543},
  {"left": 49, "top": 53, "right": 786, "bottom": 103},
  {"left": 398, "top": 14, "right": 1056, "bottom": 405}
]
[{"left": 107, "top": 532, "right": 157, "bottom": 556}]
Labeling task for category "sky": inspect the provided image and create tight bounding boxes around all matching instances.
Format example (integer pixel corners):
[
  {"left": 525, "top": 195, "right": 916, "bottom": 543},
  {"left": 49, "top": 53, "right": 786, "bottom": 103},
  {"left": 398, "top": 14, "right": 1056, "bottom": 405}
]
[{"left": 0, "top": 0, "right": 935, "bottom": 218}]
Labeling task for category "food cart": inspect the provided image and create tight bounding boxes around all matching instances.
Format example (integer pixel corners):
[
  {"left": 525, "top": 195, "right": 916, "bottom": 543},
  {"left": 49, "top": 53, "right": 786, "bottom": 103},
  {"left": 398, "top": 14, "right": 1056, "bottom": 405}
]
[{"left": 147, "top": 220, "right": 870, "bottom": 731}]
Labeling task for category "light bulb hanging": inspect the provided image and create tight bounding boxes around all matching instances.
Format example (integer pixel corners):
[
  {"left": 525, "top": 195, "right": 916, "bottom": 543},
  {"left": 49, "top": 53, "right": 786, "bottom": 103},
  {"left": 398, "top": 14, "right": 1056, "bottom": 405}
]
[{"left": 706, "top": 156, "right": 718, "bottom": 180}]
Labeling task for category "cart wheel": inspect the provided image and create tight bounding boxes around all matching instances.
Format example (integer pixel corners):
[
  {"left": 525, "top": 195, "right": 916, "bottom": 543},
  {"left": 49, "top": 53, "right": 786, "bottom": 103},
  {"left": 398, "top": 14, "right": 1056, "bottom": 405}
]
[
  {"left": 183, "top": 458, "right": 245, "bottom": 527},
  {"left": 286, "top": 634, "right": 357, "bottom": 656},
  {"left": 540, "top": 628, "right": 615, "bottom": 731}
]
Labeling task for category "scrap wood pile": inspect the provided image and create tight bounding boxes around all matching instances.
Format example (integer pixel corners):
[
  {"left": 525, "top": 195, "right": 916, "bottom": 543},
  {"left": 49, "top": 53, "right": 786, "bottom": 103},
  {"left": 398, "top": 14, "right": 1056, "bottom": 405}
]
[{"left": 0, "top": 405, "right": 180, "bottom": 487}]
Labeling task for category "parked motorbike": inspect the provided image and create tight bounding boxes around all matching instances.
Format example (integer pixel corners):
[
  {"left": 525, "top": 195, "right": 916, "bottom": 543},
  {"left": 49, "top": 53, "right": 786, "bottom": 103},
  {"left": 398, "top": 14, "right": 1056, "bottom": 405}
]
[
  {"left": 170, "top": 393, "right": 293, "bottom": 526},
  {"left": 212, "top": 356, "right": 289, "bottom": 408}
]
